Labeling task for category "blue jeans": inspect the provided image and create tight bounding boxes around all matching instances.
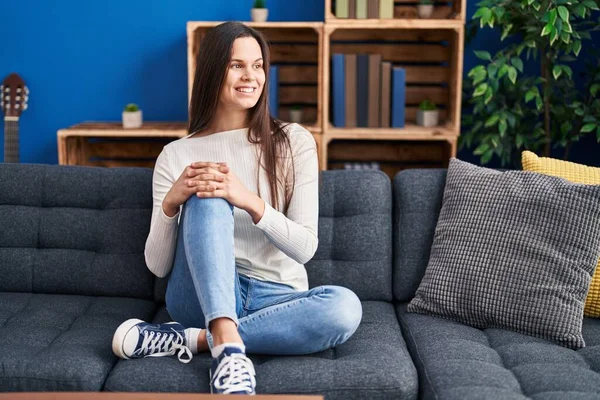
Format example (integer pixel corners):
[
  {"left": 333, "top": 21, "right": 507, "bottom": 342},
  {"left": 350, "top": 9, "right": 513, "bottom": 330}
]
[{"left": 165, "top": 196, "right": 362, "bottom": 355}]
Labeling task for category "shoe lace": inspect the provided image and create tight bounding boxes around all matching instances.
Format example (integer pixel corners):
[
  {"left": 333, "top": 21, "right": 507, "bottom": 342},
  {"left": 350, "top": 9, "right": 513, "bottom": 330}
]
[
  {"left": 134, "top": 328, "right": 193, "bottom": 364},
  {"left": 213, "top": 353, "right": 256, "bottom": 394}
]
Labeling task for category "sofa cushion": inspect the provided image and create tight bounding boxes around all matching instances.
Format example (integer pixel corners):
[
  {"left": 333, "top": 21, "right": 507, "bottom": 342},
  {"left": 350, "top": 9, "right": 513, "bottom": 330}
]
[
  {"left": 407, "top": 158, "right": 600, "bottom": 349},
  {"left": 392, "top": 168, "right": 446, "bottom": 303},
  {"left": 104, "top": 301, "right": 417, "bottom": 399},
  {"left": 0, "top": 164, "right": 156, "bottom": 299},
  {"left": 0, "top": 292, "right": 156, "bottom": 391},
  {"left": 307, "top": 170, "right": 392, "bottom": 301},
  {"left": 397, "top": 303, "right": 600, "bottom": 400},
  {"left": 522, "top": 150, "right": 600, "bottom": 318}
]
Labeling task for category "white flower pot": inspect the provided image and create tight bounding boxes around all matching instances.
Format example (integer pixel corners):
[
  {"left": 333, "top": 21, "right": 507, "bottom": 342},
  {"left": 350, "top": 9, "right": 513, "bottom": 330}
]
[
  {"left": 251, "top": 8, "right": 268, "bottom": 22},
  {"left": 289, "top": 109, "right": 303, "bottom": 123},
  {"left": 417, "top": 4, "right": 434, "bottom": 18},
  {"left": 122, "top": 110, "right": 143, "bottom": 129},
  {"left": 416, "top": 110, "right": 439, "bottom": 127}
]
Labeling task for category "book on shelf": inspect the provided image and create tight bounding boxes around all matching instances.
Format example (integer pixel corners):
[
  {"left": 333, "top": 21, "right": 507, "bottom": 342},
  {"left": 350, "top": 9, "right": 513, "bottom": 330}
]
[
  {"left": 391, "top": 67, "right": 406, "bottom": 128},
  {"left": 331, "top": 54, "right": 346, "bottom": 127},
  {"left": 367, "top": 0, "right": 380, "bottom": 18},
  {"left": 356, "top": 54, "right": 369, "bottom": 127},
  {"left": 356, "top": 0, "right": 367, "bottom": 18},
  {"left": 380, "top": 62, "right": 392, "bottom": 128},
  {"left": 368, "top": 54, "right": 382, "bottom": 127},
  {"left": 335, "top": 0, "right": 349, "bottom": 18},
  {"left": 380, "top": 0, "right": 394, "bottom": 18},
  {"left": 345, "top": 54, "right": 357, "bottom": 128},
  {"left": 269, "top": 65, "right": 279, "bottom": 118}
]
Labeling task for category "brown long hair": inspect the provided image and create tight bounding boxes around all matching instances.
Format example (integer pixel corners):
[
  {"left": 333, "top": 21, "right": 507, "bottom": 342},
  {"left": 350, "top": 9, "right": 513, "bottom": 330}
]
[{"left": 188, "top": 21, "right": 294, "bottom": 212}]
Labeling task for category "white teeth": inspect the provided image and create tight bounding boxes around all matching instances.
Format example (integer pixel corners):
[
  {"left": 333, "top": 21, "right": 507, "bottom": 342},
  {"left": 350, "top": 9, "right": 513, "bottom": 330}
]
[{"left": 236, "top": 88, "right": 255, "bottom": 93}]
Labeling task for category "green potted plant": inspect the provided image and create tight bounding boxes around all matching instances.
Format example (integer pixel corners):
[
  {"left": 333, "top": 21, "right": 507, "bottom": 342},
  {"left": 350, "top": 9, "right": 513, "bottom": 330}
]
[
  {"left": 122, "top": 103, "right": 142, "bottom": 129},
  {"left": 417, "top": 0, "right": 434, "bottom": 19},
  {"left": 417, "top": 99, "right": 439, "bottom": 127},
  {"left": 289, "top": 104, "right": 303, "bottom": 123},
  {"left": 251, "top": 0, "right": 268, "bottom": 22}
]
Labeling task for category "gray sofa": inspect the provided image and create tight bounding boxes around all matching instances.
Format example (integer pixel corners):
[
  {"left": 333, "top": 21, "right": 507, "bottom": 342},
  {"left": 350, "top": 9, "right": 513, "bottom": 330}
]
[{"left": 1, "top": 162, "right": 599, "bottom": 399}]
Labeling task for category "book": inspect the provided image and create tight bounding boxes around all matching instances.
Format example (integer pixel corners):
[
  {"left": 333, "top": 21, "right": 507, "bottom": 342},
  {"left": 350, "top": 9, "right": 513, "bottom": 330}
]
[
  {"left": 269, "top": 65, "right": 279, "bottom": 118},
  {"left": 368, "top": 54, "right": 382, "bottom": 127},
  {"left": 356, "top": 54, "right": 369, "bottom": 127},
  {"left": 391, "top": 67, "right": 406, "bottom": 128},
  {"left": 349, "top": 0, "right": 356, "bottom": 18},
  {"left": 335, "top": 0, "right": 349, "bottom": 18},
  {"left": 345, "top": 54, "right": 357, "bottom": 128},
  {"left": 367, "top": 0, "right": 380, "bottom": 18},
  {"left": 356, "top": 0, "right": 367, "bottom": 19},
  {"left": 380, "top": 62, "right": 392, "bottom": 128},
  {"left": 379, "top": 0, "right": 394, "bottom": 18},
  {"left": 331, "top": 54, "right": 346, "bottom": 127}
]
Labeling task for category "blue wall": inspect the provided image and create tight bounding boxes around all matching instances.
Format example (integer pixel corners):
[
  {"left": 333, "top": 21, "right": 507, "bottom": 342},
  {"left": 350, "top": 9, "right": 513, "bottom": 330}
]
[{"left": 1, "top": 0, "right": 597, "bottom": 166}]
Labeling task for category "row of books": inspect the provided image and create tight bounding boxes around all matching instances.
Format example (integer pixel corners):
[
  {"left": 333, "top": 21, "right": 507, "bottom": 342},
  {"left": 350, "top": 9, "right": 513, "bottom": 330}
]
[
  {"left": 334, "top": 0, "right": 394, "bottom": 19},
  {"left": 331, "top": 53, "right": 406, "bottom": 128},
  {"left": 269, "top": 65, "right": 280, "bottom": 118}
]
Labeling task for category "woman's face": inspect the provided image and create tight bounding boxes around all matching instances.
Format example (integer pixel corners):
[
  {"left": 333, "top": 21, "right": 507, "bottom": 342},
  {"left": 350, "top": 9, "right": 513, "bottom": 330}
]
[{"left": 220, "top": 37, "right": 266, "bottom": 112}]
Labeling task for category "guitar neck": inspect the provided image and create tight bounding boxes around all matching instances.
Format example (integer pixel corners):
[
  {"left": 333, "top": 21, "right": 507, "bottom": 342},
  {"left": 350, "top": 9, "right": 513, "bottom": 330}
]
[{"left": 4, "top": 117, "right": 20, "bottom": 163}]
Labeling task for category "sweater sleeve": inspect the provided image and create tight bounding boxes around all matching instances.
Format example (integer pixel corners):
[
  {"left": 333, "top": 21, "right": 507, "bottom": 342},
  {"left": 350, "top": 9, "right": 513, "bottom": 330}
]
[
  {"left": 144, "top": 146, "right": 180, "bottom": 278},
  {"left": 254, "top": 125, "right": 319, "bottom": 264}
]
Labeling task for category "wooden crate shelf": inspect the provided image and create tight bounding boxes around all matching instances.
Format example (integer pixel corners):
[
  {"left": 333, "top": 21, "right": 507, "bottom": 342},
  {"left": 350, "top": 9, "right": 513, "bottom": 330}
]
[
  {"left": 57, "top": 122, "right": 323, "bottom": 169},
  {"left": 325, "top": 0, "right": 466, "bottom": 23},
  {"left": 187, "top": 22, "right": 323, "bottom": 134}
]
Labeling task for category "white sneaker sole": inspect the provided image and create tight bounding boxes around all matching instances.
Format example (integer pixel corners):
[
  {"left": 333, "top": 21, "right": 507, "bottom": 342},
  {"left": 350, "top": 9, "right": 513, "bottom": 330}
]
[{"left": 112, "top": 318, "right": 144, "bottom": 359}]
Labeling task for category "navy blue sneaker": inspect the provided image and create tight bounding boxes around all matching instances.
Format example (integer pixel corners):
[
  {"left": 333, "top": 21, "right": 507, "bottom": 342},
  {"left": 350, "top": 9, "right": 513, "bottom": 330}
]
[
  {"left": 210, "top": 347, "right": 256, "bottom": 395},
  {"left": 112, "top": 318, "right": 192, "bottom": 363}
]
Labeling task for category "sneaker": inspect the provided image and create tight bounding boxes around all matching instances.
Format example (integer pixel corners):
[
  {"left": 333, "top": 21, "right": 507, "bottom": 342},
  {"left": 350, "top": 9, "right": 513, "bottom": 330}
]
[
  {"left": 210, "top": 347, "right": 256, "bottom": 395},
  {"left": 112, "top": 318, "right": 193, "bottom": 363}
]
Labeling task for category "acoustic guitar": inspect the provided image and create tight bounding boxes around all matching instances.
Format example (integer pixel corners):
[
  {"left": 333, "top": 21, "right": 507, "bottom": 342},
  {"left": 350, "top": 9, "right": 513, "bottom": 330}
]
[{"left": 1, "top": 73, "right": 29, "bottom": 163}]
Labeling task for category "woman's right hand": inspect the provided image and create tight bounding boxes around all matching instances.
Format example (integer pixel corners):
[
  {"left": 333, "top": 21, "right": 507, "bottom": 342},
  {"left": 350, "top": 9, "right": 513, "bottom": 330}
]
[{"left": 162, "top": 162, "right": 229, "bottom": 217}]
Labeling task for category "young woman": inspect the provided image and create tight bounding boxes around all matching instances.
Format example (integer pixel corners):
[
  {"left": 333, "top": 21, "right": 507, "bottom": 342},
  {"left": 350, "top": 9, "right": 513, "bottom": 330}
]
[{"left": 111, "top": 21, "right": 362, "bottom": 395}]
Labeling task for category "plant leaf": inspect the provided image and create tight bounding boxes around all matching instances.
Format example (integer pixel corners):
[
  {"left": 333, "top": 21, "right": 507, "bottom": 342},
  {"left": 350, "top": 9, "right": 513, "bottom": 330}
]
[
  {"left": 549, "top": 8, "right": 558, "bottom": 25},
  {"left": 511, "top": 57, "right": 524, "bottom": 72},
  {"left": 558, "top": 6, "right": 569, "bottom": 21},
  {"left": 561, "top": 65, "right": 573, "bottom": 78},
  {"left": 541, "top": 23, "right": 553, "bottom": 36},
  {"left": 508, "top": 66, "right": 518, "bottom": 84},
  {"left": 553, "top": 65, "right": 562, "bottom": 79},
  {"left": 475, "top": 51, "right": 492, "bottom": 61},
  {"left": 591, "top": 84, "right": 600, "bottom": 96},
  {"left": 484, "top": 87, "right": 494, "bottom": 104},
  {"left": 473, "top": 82, "right": 488, "bottom": 97},
  {"left": 485, "top": 114, "right": 500, "bottom": 127},
  {"left": 474, "top": 143, "right": 490, "bottom": 155},
  {"left": 583, "top": 0, "right": 599, "bottom": 10},
  {"left": 499, "top": 119, "right": 508, "bottom": 137},
  {"left": 535, "top": 95, "right": 543, "bottom": 110},
  {"left": 574, "top": 40, "right": 582, "bottom": 56},
  {"left": 581, "top": 123, "right": 597, "bottom": 133}
]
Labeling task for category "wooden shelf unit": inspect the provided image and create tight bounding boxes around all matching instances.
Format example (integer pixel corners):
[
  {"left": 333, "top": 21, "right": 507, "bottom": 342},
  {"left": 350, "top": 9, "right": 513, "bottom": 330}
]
[{"left": 187, "top": 22, "right": 323, "bottom": 134}]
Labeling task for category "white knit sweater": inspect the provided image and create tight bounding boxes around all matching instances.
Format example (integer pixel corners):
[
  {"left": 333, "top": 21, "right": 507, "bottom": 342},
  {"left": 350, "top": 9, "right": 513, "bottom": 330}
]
[{"left": 144, "top": 123, "right": 319, "bottom": 291}]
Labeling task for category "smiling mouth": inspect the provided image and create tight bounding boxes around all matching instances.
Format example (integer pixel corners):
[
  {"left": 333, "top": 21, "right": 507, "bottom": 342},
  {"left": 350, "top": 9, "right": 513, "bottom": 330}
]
[{"left": 236, "top": 87, "right": 257, "bottom": 93}]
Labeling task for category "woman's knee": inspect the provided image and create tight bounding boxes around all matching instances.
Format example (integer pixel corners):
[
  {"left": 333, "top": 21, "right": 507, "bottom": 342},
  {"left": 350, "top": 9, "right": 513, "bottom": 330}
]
[
  {"left": 324, "top": 286, "right": 362, "bottom": 340},
  {"left": 183, "top": 196, "right": 233, "bottom": 217}
]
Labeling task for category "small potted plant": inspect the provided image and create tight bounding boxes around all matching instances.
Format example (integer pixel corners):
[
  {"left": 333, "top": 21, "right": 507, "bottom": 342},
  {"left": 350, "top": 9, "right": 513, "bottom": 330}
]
[
  {"left": 251, "top": 0, "right": 268, "bottom": 22},
  {"left": 416, "top": 99, "right": 439, "bottom": 127},
  {"left": 289, "top": 105, "right": 303, "bottom": 123},
  {"left": 417, "top": 0, "right": 435, "bottom": 18},
  {"left": 122, "top": 103, "right": 143, "bottom": 129}
]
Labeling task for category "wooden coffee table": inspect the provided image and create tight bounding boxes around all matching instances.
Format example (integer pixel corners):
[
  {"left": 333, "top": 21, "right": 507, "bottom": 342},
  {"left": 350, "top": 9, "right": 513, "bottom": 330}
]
[{"left": 0, "top": 393, "right": 323, "bottom": 400}]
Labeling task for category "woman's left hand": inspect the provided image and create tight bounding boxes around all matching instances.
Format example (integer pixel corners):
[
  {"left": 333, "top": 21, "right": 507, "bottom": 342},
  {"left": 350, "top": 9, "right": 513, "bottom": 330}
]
[{"left": 190, "top": 162, "right": 257, "bottom": 212}]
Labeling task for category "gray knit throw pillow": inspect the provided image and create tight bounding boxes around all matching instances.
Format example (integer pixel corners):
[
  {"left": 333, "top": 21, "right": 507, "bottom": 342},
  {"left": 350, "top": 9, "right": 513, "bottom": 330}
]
[{"left": 407, "top": 158, "right": 600, "bottom": 349}]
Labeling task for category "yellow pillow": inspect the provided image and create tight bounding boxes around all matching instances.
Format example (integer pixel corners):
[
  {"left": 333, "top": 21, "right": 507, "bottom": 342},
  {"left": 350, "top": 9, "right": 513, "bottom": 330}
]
[{"left": 522, "top": 150, "right": 600, "bottom": 317}]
